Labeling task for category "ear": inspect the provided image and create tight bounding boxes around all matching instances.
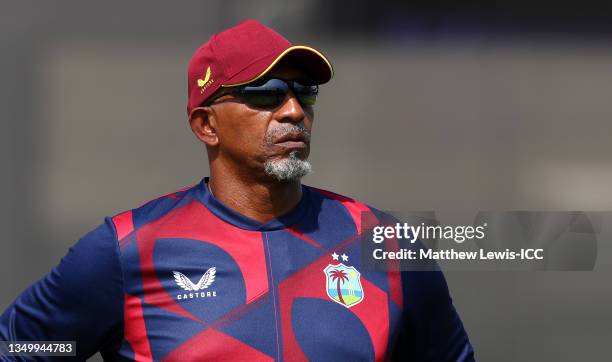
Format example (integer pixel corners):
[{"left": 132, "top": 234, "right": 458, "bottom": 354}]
[{"left": 189, "top": 107, "right": 219, "bottom": 147}]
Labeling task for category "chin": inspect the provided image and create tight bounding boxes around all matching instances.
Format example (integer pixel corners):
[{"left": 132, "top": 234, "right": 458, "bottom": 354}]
[{"left": 263, "top": 152, "right": 312, "bottom": 181}]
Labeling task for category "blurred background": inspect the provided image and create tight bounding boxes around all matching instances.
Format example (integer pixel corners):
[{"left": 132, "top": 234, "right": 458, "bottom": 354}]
[{"left": 1, "top": 1, "right": 611, "bottom": 360}]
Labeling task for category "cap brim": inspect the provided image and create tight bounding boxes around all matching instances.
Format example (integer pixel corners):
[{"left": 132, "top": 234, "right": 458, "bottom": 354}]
[{"left": 222, "top": 45, "right": 334, "bottom": 87}]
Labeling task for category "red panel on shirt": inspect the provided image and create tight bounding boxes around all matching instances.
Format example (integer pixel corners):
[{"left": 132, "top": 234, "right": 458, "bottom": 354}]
[
  {"left": 135, "top": 201, "right": 269, "bottom": 323},
  {"left": 124, "top": 293, "right": 153, "bottom": 362},
  {"left": 162, "top": 328, "right": 274, "bottom": 362},
  {"left": 112, "top": 211, "right": 134, "bottom": 241}
]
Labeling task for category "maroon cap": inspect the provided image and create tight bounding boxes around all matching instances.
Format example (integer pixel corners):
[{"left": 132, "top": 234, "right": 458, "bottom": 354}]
[{"left": 187, "top": 19, "right": 334, "bottom": 116}]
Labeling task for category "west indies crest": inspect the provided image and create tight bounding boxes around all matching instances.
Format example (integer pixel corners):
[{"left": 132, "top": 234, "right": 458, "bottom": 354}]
[{"left": 323, "top": 253, "right": 364, "bottom": 308}]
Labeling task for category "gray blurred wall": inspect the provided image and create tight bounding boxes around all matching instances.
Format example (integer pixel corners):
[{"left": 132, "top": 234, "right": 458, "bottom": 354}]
[{"left": 1, "top": 1, "right": 611, "bottom": 361}]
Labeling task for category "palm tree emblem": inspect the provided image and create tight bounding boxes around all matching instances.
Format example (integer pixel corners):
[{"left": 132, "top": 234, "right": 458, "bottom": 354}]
[
  {"left": 324, "top": 256, "right": 364, "bottom": 308},
  {"left": 329, "top": 269, "right": 349, "bottom": 305}
]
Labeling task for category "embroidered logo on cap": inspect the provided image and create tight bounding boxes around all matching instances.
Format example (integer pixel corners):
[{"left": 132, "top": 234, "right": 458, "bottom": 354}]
[{"left": 197, "top": 66, "right": 214, "bottom": 93}]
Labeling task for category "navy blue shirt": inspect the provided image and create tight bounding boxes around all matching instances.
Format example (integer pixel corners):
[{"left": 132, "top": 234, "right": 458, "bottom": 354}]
[{"left": 1, "top": 178, "right": 474, "bottom": 361}]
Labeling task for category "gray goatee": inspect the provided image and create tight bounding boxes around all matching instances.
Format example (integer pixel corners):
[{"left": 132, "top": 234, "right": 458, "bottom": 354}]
[{"left": 263, "top": 124, "right": 312, "bottom": 181}]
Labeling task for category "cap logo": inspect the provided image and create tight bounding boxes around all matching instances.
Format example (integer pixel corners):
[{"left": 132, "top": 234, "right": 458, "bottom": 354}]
[{"left": 197, "top": 66, "right": 214, "bottom": 93}]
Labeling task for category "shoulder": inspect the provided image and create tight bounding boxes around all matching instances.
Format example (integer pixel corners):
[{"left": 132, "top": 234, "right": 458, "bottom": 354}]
[
  {"left": 108, "top": 183, "right": 199, "bottom": 242},
  {"left": 304, "top": 185, "right": 393, "bottom": 230},
  {"left": 304, "top": 185, "right": 371, "bottom": 208},
  {"left": 60, "top": 220, "right": 122, "bottom": 280}
]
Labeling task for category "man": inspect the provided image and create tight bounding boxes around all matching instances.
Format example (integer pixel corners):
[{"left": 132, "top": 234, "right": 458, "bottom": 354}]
[{"left": 1, "top": 20, "right": 474, "bottom": 361}]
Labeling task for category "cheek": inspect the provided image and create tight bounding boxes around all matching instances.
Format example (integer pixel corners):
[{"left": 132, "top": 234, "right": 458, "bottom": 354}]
[
  {"left": 300, "top": 108, "right": 315, "bottom": 134},
  {"left": 304, "top": 113, "right": 314, "bottom": 130},
  {"left": 217, "top": 105, "right": 271, "bottom": 155},
  {"left": 305, "top": 107, "right": 315, "bottom": 124},
  {"left": 238, "top": 116, "right": 269, "bottom": 151}
]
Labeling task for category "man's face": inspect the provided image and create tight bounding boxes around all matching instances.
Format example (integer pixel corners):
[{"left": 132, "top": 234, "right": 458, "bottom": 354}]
[{"left": 205, "top": 62, "right": 315, "bottom": 181}]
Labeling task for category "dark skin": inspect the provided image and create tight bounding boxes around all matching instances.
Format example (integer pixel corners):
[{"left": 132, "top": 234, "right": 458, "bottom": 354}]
[{"left": 189, "top": 63, "right": 314, "bottom": 223}]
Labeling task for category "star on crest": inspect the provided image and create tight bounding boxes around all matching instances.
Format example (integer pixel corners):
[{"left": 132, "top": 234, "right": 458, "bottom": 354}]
[
  {"left": 331, "top": 252, "right": 339, "bottom": 260},
  {"left": 341, "top": 253, "right": 349, "bottom": 262}
]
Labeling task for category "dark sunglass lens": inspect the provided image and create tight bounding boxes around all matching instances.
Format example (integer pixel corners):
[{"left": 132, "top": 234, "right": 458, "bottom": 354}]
[
  {"left": 239, "top": 79, "right": 319, "bottom": 107},
  {"left": 243, "top": 78, "right": 287, "bottom": 92},
  {"left": 298, "top": 93, "right": 317, "bottom": 106},
  {"left": 292, "top": 83, "right": 318, "bottom": 106},
  {"left": 238, "top": 79, "right": 288, "bottom": 107},
  {"left": 240, "top": 92, "right": 285, "bottom": 108}
]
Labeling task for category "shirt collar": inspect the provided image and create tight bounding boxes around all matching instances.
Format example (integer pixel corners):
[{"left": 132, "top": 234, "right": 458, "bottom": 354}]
[{"left": 195, "top": 177, "right": 309, "bottom": 231}]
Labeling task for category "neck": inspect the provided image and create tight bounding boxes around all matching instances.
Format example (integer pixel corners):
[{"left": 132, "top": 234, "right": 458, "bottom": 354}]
[{"left": 208, "top": 165, "right": 303, "bottom": 224}]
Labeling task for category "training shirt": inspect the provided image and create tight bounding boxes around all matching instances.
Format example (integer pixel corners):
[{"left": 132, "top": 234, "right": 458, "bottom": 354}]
[{"left": 0, "top": 178, "right": 474, "bottom": 361}]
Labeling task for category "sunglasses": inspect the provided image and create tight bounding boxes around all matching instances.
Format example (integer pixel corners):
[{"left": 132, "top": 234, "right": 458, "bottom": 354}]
[{"left": 207, "top": 78, "right": 319, "bottom": 108}]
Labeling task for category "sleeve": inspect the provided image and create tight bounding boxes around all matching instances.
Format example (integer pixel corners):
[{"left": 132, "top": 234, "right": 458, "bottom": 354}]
[
  {"left": 0, "top": 218, "right": 124, "bottom": 361},
  {"left": 393, "top": 269, "right": 475, "bottom": 361}
]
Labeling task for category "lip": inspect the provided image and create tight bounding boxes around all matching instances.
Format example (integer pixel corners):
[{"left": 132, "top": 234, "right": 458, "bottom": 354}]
[
  {"left": 275, "top": 140, "right": 308, "bottom": 149},
  {"left": 273, "top": 132, "right": 309, "bottom": 149},
  {"left": 274, "top": 132, "right": 307, "bottom": 144}
]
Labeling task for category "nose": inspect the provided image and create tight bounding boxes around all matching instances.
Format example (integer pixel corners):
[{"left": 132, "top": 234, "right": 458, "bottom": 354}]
[{"left": 275, "top": 89, "right": 305, "bottom": 124}]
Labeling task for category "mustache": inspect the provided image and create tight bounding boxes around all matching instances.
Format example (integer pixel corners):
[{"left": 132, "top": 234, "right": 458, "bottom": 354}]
[{"left": 264, "top": 123, "right": 311, "bottom": 145}]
